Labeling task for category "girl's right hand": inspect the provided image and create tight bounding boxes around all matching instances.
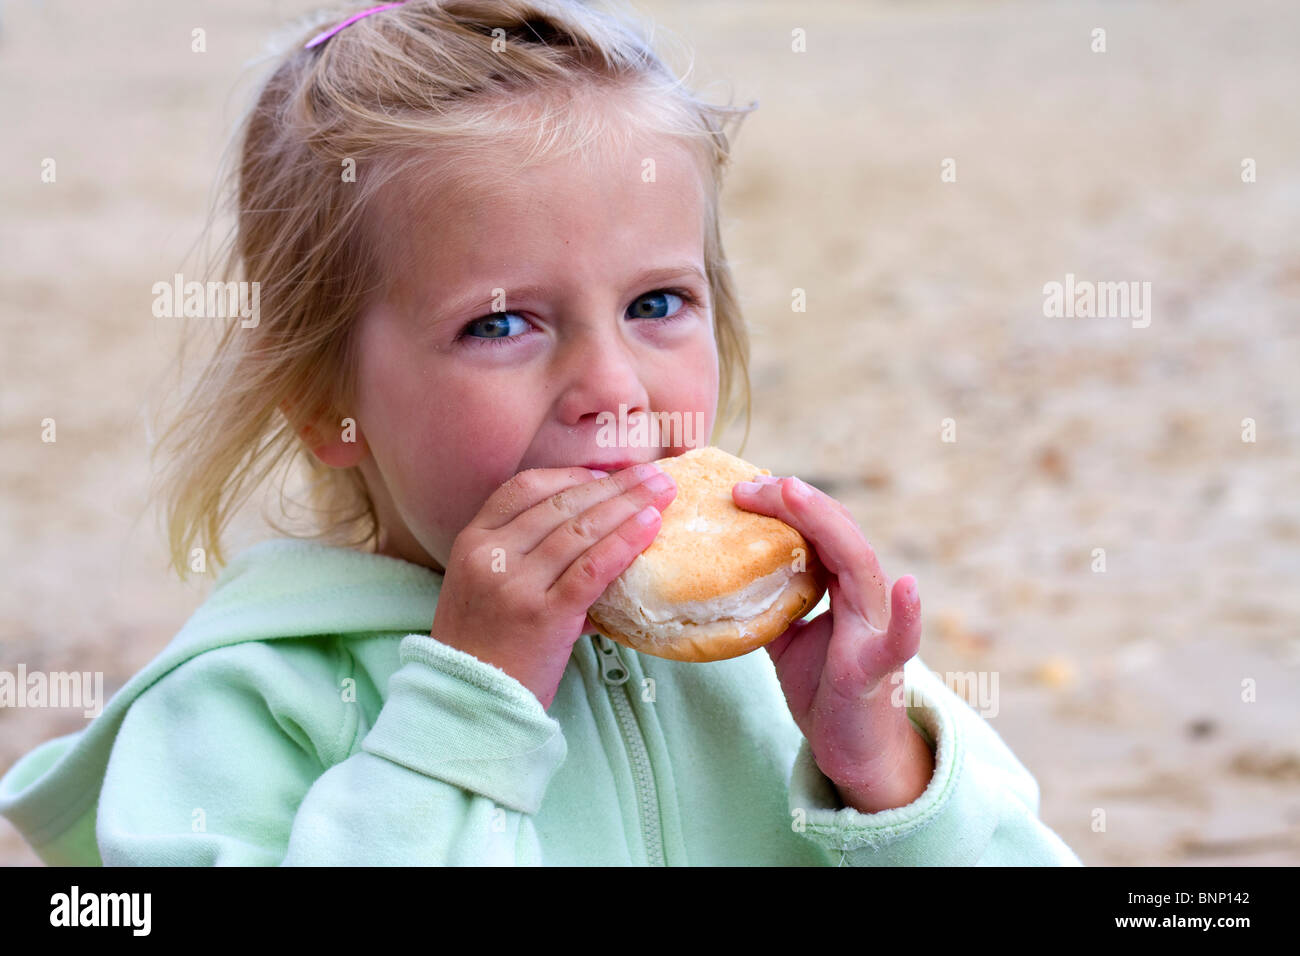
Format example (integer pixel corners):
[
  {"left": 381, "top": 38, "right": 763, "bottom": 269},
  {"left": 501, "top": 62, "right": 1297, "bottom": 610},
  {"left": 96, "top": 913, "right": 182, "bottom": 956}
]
[{"left": 429, "top": 462, "right": 677, "bottom": 709}]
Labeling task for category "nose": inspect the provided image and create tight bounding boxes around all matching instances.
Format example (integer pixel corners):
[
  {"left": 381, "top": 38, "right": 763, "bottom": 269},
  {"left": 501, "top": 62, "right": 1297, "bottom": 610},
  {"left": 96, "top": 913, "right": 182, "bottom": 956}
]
[{"left": 553, "top": 322, "right": 651, "bottom": 434}]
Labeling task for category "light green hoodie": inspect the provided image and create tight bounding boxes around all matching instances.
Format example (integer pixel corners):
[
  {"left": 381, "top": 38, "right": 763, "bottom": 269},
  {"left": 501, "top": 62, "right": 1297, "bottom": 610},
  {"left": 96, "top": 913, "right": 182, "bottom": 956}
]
[{"left": 0, "top": 538, "right": 1081, "bottom": 865}]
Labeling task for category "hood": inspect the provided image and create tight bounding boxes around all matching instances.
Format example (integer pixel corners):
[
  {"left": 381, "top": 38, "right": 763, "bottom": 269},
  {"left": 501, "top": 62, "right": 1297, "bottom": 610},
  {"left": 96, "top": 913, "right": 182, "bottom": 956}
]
[{"left": 0, "top": 538, "right": 443, "bottom": 865}]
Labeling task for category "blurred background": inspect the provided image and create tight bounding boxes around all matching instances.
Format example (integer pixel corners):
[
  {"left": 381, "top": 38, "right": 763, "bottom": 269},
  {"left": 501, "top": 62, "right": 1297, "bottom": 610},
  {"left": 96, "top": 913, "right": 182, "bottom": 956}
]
[{"left": 1, "top": 0, "right": 1297, "bottom": 866}]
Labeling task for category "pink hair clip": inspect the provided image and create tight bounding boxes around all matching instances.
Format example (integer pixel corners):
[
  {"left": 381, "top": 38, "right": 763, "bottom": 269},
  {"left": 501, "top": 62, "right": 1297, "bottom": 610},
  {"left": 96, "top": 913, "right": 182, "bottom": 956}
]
[{"left": 304, "top": 2, "right": 409, "bottom": 49}]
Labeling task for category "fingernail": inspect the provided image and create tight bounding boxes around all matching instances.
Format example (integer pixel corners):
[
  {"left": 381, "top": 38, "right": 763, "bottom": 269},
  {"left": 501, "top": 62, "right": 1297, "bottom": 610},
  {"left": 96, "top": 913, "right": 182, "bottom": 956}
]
[
  {"left": 736, "top": 481, "right": 761, "bottom": 493},
  {"left": 643, "top": 471, "right": 674, "bottom": 492},
  {"left": 790, "top": 477, "right": 812, "bottom": 499},
  {"left": 589, "top": 469, "right": 610, "bottom": 479}
]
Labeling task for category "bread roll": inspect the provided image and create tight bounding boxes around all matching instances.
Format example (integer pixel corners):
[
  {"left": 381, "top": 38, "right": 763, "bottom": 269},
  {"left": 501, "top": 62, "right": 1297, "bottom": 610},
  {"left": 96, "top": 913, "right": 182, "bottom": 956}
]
[{"left": 586, "top": 446, "right": 827, "bottom": 662}]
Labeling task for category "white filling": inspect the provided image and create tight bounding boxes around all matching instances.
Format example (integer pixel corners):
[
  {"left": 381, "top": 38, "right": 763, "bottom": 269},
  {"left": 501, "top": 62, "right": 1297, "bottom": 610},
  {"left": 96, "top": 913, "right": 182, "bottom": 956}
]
[{"left": 592, "top": 565, "right": 792, "bottom": 640}]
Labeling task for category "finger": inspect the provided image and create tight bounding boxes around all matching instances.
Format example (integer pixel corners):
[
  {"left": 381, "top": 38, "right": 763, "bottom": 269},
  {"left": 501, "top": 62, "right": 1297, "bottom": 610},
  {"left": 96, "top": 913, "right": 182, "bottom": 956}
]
[
  {"left": 884, "top": 575, "right": 923, "bottom": 665},
  {"left": 852, "top": 576, "right": 922, "bottom": 683},
  {"left": 525, "top": 464, "right": 677, "bottom": 569},
  {"left": 546, "top": 495, "right": 671, "bottom": 614},
  {"left": 746, "top": 474, "right": 859, "bottom": 527},
  {"left": 480, "top": 462, "right": 659, "bottom": 538},
  {"left": 475, "top": 466, "right": 614, "bottom": 532},
  {"left": 733, "top": 476, "right": 890, "bottom": 630}
]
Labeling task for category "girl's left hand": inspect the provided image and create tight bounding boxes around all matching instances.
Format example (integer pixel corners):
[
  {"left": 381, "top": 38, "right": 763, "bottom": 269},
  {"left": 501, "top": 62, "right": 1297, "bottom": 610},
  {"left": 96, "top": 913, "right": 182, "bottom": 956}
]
[{"left": 733, "top": 474, "right": 931, "bottom": 812}]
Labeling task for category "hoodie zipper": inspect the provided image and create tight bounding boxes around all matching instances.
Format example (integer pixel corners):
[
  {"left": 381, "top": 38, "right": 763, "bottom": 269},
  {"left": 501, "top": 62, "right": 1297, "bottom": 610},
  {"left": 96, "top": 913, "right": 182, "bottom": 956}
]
[{"left": 593, "top": 634, "right": 666, "bottom": 866}]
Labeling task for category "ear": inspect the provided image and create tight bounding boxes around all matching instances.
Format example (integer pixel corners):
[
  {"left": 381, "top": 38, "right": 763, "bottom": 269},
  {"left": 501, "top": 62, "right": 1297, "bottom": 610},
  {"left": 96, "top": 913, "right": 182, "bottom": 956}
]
[{"left": 280, "top": 400, "right": 370, "bottom": 469}]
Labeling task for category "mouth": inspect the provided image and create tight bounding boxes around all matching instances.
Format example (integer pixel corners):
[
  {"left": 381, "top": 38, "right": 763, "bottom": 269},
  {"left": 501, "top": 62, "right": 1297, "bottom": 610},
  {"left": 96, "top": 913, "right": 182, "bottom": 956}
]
[{"left": 577, "top": 460, "right": 643, "bottom": 473}]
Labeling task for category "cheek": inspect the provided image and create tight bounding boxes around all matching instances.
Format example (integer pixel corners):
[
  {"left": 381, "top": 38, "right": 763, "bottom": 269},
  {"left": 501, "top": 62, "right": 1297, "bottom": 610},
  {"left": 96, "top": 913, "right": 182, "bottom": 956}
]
[
  {"left": 350, "top": 323, "right": 487, "bottom": 531},
  {"left": 685, "top": 323, "right": 721, "bottom": 417},
  {"left": 427, "top": 400, "right": 528, "bottom": 483},
  {"left": 654, "top": 323, "right": 720, "bottom": 446},
  {"left": 377, "top": 370, "right": 536, "bottom": 529}
]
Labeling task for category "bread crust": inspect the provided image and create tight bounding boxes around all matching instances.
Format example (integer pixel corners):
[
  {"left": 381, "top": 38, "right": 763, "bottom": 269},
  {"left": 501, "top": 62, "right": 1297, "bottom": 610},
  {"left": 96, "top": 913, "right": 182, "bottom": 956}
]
[{"left": 585, "top": 446, "right": 829, "bottom": 662}]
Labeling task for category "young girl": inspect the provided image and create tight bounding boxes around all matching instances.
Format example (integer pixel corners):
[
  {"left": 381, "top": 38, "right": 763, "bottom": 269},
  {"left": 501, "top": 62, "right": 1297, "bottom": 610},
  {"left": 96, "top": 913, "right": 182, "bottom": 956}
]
[{"left": 0, "top": 0, "right": 1080, "bottom": 865}]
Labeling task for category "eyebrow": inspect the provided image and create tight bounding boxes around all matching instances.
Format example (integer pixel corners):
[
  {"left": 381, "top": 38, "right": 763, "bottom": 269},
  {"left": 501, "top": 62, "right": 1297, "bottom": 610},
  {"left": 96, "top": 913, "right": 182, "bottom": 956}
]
[{"left": 431, "top": 263, "right": 708, "bottom": 321}]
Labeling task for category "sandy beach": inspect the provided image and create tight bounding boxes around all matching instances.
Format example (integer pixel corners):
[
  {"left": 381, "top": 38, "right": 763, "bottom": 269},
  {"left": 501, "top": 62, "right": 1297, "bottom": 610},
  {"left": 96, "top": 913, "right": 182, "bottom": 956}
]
[{"left": 1, "top": 0, "right": 1297, "bottom": 866}]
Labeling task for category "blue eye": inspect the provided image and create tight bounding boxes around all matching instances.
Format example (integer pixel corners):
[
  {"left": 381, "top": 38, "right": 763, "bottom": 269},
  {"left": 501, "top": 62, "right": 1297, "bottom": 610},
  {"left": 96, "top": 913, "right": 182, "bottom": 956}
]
[
  {"left": 455, "top": 289, "right": 697, "bottom": 349},
  {"left": 457, "top": 312, "right": 530, "bottom": 347},
  {"left": 628, "top": 290, "right": 685, "bottom": 320}
]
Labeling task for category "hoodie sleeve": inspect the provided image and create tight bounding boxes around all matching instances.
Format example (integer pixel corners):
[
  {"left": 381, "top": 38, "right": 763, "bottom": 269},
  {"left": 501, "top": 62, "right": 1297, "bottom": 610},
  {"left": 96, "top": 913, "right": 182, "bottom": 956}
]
[
  {"left": 96, "top": 634, "right": 567, "bottom": 866},
  {"left": 785, "top": 656, "right": 1083, "bottom": 866}
]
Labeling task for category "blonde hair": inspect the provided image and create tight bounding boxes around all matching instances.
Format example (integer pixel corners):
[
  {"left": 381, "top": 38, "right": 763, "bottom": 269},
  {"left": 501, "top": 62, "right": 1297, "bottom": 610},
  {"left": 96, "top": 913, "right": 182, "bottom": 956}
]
[{"left": 151, "top": 0, "right": 758, "bottom": 582}]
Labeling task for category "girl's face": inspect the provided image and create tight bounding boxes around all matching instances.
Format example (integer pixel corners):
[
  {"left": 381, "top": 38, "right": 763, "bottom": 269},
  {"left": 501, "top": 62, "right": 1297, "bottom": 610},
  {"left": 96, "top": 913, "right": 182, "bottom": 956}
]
[{"left": 344, "top": 136, "right": 720, "bottom": 572}]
